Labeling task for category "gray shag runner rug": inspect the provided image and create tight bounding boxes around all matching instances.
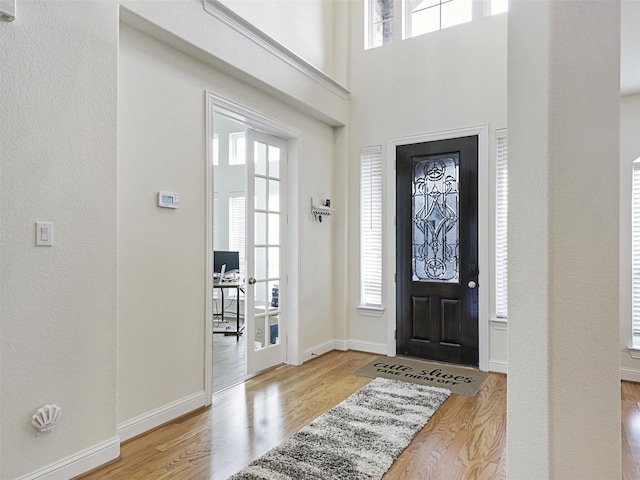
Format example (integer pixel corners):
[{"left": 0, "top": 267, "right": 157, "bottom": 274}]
[{"left": 228, "top": 377, "right": 450, "bottom": 479}]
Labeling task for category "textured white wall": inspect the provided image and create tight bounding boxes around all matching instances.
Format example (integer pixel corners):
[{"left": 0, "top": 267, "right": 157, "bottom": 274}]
[
  {"left": 0, "top": 2, "right": 119, "bottom": 479},
  {"left": 347, "top": 2, "right": 508, "bottom": 363},
  {"left": 118, "top": 26, "right": 209, "bottom": 422},
  {"left": 507, "top": 1, "right": 621, "bottom": 478}
]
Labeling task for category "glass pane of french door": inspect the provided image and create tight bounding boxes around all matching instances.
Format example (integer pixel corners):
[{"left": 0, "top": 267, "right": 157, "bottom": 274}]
[{"left": 245, "top": 129, "right": 287, "bottom": 375}]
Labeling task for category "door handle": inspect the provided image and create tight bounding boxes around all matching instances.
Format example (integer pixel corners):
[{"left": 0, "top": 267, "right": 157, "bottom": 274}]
[
  {"left": 468, "top": 280, "right": 477, "bottom": 289},
  {"left": 248, "top": 277, "right": 257, "bottom": 285}
]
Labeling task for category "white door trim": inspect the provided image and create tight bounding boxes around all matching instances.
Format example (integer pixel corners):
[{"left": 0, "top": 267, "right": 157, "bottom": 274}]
[
  {"left": 385, "top": 125, "right": 489, "bottom": 372},
  {"left": 205, "top": 91, "right": 303, "bottom": 402}
]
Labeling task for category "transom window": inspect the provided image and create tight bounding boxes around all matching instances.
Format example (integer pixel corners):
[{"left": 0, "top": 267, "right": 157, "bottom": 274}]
[
  {"left": 404, "top": 0, "right": 472, "bottom": 38},
  {"left": 491, "top": 0, "right": 508, "bottom": 15},
  {"left": 366, "top": 0, "right": 394, "bottom": 49},
  {"left": 366, "top": 0, "right": 508, "bottom": 47}
]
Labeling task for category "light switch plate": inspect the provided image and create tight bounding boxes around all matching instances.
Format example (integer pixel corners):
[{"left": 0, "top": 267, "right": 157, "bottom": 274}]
[{"left": 36, "top": 222, "right": 53, "bottom": 246}]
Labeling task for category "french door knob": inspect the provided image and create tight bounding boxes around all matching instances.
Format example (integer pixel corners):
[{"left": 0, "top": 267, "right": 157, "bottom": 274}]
[
  {"left": 248, "top": 277, "right": 257, "bottom": 285},
  {"left": 468, "top": 280, "right": 477, "bottom": 289}
]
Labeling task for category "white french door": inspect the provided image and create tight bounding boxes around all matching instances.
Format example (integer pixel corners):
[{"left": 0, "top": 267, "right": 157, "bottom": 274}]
[{"left": 245, "top": 129, "right": 287, "bottom": 375}]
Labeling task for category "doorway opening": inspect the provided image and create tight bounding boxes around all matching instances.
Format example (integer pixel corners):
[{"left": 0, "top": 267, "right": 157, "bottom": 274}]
[
  {"left": 205, "top": 92, "right": 303, "bottom": 400},
  {"left": 211, "top": 113, "right": 248, "bottom": 393}
]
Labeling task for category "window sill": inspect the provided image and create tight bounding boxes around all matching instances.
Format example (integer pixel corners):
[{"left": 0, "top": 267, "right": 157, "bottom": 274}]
[
  {"left": 491, "top": 318, "right": 508, "bottom": 331},
  {"left": 628, "top": 346, "right": 640, "bottom": 359},
  {"left": 357, "top": 306, "right": 385, "bottom": 317}
]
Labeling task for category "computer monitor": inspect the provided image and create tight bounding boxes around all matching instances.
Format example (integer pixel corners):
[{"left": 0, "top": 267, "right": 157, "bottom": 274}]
[{"left": 214, "top": 251, "right": 240, "bottom": 277}]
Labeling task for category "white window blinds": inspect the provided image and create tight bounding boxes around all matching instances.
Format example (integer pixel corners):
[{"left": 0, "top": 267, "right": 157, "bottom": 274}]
[
  {"left": 213, "top": 192, "right": 220, "bottom": 250},
  {"left": 361, "top": 146, "right": 383, "bottom": 307},
  {"left": 632, "top": 159, "right": 640, "bottom": 342},
  {"left": 495, "top": 130, "right": 508, "bottom": 319},
  {"left": 229, "top": 194, "right": 246, "bottom": 276}
]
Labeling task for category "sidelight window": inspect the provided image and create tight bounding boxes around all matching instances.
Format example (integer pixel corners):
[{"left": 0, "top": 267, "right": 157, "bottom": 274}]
[
  {"left": 633, "top": 159, "right": 640, "bottom": 344},
  {"left": 361, "top": 146, "right": 383, "bottom": 307},
  {"left": 495, "top": 130, "right": 508, "bottom": 319}
]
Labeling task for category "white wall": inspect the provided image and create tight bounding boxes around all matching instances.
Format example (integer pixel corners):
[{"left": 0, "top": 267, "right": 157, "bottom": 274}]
[
  {"left": 0, "top": 2, "right": 119, "bottom": 478},
  {"left": 346, "top": 2, "right": 508, "bottom": 366},
  {"left": 118, "top": 26, "right": 210, "bottom": 422},
  {"left": 218, "top": 0, "right": 337, "bottom": 79},
  {"left": 118, "top": 22, "right": 337, "bottom": 423},
  {"left": 621, "top": 93, "right": 640, "bottom": 377}
]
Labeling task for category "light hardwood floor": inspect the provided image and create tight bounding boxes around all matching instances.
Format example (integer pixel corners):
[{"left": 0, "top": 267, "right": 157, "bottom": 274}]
[
  {"left": 212, "top": 329, "right": 247, "bottom": 393},
  {"left": 78, "top": 350, "right": 640, "bottom": 480}
]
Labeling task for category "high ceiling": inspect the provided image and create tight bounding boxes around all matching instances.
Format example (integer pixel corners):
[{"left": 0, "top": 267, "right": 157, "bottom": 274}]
[{"left": 622, "top": 0, "right": 640, "bottom": 95}]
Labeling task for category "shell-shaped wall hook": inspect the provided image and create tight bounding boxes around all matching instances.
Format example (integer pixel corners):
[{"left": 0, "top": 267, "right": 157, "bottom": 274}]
[{"left": 31, "top": 404, "right": 62, "bottom": 433}]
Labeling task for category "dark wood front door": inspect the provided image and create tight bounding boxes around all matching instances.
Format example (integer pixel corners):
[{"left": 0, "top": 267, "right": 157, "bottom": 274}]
[{"left": 396, "top": 136, "right": 479, "bottom": 366}]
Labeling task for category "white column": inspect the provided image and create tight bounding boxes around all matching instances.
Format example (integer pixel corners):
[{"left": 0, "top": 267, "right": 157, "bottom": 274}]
[{"left": 507, "top": 1, "right": 621, "bottom": 479}]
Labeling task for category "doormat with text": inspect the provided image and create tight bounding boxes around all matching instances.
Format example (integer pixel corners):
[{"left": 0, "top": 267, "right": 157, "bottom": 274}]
[{"left": 353, "top": 356, "right": 488, "bottom": 396}]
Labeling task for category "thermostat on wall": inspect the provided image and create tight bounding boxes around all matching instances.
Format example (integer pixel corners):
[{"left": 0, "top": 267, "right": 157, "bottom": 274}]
[{"left": 158, "top": 192, "right": 179, "bottom": 209}]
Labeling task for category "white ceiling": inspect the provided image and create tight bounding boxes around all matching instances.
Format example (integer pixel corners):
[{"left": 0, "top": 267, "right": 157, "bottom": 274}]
[{"left": 622, "top": 0, "right": 640, "bottom": 95}]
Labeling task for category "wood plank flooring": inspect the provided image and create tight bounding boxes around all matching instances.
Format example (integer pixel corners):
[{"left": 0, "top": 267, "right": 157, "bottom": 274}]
[
  {"left": 212, "top": 328, "right": 247, "bottom": 393},
  {"left": 78, "top": 350, "right": 640, "bottom": 480}
]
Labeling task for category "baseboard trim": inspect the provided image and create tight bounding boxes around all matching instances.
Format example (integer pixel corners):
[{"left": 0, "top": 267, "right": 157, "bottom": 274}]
[
  {"left": 16, "top": 436, "right": 120, "bottom": 480},
  {"left": 346, "top": 340, "right": 388, "bottom": 355},
  {"left": 303, "top": 339, "right": 389, "bottom": 362},
  {"left": 334, "top": 339, "right": 349, "bottom": 351},
  {"left": 303, "top": 339, "right": 337, "bottom": 362},
  {"left": 488, "top": 360, "right": 508, "bottom": 374},
  {"left": 117, "top": 391, "right": 207, "bottom": 442},
  {"left": 621, "top": 367, "right": 640, "bottom": 383}
]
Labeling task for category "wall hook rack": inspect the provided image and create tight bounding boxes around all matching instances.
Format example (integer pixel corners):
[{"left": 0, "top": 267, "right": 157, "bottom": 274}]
[{"left": 311, "top": 197, "right": 334, "bottom": 222}]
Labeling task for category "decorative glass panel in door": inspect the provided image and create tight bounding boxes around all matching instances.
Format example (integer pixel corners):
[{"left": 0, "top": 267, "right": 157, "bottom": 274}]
[
  {"left": 245, "top": 129, "right": 287, "bottom": 375},
  {"left": 412, "top": 154, "right": 459, "bottom": 283}
]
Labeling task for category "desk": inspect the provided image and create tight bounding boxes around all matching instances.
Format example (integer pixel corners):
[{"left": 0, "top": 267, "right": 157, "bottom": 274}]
[{"left": 213, "top": 281, "right": 244, "bottom": 341}]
